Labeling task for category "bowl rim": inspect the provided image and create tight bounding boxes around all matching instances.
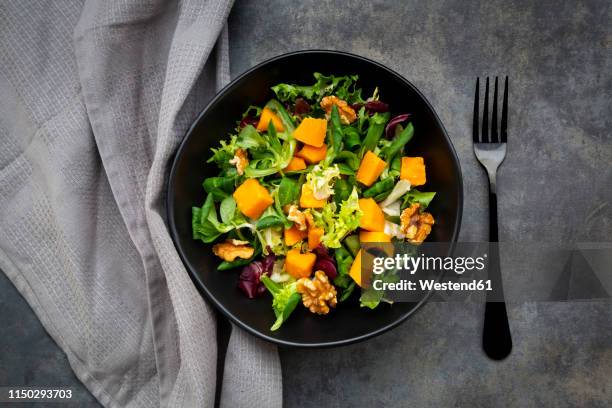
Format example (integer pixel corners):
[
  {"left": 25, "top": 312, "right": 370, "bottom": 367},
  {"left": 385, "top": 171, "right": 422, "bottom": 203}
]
[{"left": 167, "top": 49, "right": 464, "bottom": 348}]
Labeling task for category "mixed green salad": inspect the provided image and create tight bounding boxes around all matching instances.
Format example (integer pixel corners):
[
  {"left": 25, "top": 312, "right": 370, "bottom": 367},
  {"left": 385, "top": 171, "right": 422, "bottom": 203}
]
[{"left": 192, "top": 73, "right": 436, "bottom": 331}]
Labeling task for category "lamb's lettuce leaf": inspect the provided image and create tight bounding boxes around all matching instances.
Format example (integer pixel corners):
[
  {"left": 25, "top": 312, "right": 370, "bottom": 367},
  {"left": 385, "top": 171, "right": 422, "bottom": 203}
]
[
  {"left": 244, "top": 121, "right": 296, "bottom": 178},
  {"left": 380, "top": 122, "right": 414, "bottom": 162},
  {"left": 203, "top": 176, "right": 235, "bottom": 201},
  {"left": 219, "top": 196, "right": 237, "bottom": 223},
  {"left": 363, "top": 178, "right": 395, "bottom": 200},
  {"left": 278, "top": 177, "right": 300, "bottom": 206},
  {"left": 360, "top": 270, "right": 399, "bottom": 309},
  {"left": 333, "top": 178, "right": 352, "bottom": 205},
  {"left": 236, "top": 124, "right": 267, "bottom": 149},
  {"left": 192, "top": 194, "right": 236, "bottom": 243},
  {"left": 332, "top": 246, "right": 356, "bottom": 301},
  {"left": 260, "top": 276, "right": 301, "bottom": 331},
  {"left": 324, "top": 105, "right": 344, "bottom": 165},
  {"left": 339, "top": 151, "right": 360, "bottom": 170},
  {"left": 263, "top": 99, "right": 296, "bottom": 134},
  {"left": 256, "top": 216, "right": 285, "bottom": 230},
  {"left": 343, "top": 127, "right": 361, "bottom": 150},
  {"left": 360, "top": 112, "right": 391, "bottom": 158},
  {"left": 401, "top": 190, "right": 436, "bottom": 210}
]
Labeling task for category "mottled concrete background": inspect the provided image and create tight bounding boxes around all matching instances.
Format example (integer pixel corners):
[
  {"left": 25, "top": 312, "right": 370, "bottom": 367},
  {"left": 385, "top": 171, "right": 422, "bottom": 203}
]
[{"left": 1, "top": 0, "right": 610, "bottom": 407}]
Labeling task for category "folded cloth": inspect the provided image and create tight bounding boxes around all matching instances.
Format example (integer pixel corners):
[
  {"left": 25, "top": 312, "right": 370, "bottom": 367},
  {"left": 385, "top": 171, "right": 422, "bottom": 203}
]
[{"left": 0, "top": 1, "right": 281, "bottom": 407}]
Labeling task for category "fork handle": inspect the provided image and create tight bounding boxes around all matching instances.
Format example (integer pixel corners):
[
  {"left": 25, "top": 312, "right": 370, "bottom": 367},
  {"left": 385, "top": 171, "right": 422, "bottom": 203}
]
[
  {"left": 488, "top": 192, "right": 499, "bottom": 242},
  {"left": 482, "top": 190, "right": 513, "bottom": 360}
]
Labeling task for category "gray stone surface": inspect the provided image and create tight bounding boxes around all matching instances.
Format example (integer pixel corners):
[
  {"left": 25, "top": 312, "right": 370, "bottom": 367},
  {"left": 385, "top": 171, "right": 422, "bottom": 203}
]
[
  {"left": 1, "top": 0, "right": 610, "bottom": 407},
  {"left": 0, "top": 269, "right": 101, "bottom": 407},
  {"left": 230, "top": 0, "right": 612, "bottom": 407}
]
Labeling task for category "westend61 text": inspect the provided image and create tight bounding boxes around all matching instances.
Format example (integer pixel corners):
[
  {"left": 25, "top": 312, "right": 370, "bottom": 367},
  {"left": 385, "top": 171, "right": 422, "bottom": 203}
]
[{"left": 372, "top": 279, "right": 493, "bottom": 292}]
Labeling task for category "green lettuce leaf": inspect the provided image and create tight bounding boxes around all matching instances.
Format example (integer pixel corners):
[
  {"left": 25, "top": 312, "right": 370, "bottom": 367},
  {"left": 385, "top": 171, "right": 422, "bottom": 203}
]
[
  {"left": 271, "top": 73, "right": 364, "bottom": 104},
  {"left": 312, "top": 187, "right": 362, "bottom": 248},
  {"left": 260, "top": 226, "right": 285, "bottom": 255},
  {"left": 306, "top": 164, "right": 340, "bottom": 200},
  {"left": 208, "top": 134, "right": 238, "bottom": 168}
]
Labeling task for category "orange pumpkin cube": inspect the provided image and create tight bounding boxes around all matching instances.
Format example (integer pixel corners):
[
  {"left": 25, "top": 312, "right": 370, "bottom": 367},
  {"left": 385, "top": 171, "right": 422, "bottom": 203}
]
[
  {"left": 400, "top": 157, "right": 426, "bottom": 186},
  {"left": 284, "top": 225, "right": 307, "bottom": 246},
  {"left": 285, "top": 248, "right": 316, "bottom": 279},
  {"left": 358, "top": 198, "right": 386, "bottom": 232},
  {"left": 359, "top": 230, "right": 391, "bottom": 243},
  {"left": 356, "top": 151, "right": 387, "bottom": 186},
  {"left": 307, "top": 226, "right": 324, "bottom": 250},
  {"left": 349, "top": 249, "right": 375, "bottom": 287},
  {"left": 293, "top": 117, "right": 327, "bottom": 147},
  {"left": 232, "top": 178, "right": 274, "bottom": 219},
  {"left": 296, "top": 143, "right": 327, "bottom": 164},
  {"left": 256, "top": 107, "right": 284, "bottom": 132},
  {"left": 349, "top": 250, "right": 363, "bottom": 287},
  {"left": 284, "top": 156, "right": 307, "bottom": 172},
  {"left": 300, "top": 184, "right": 326, "bottom": 208}
]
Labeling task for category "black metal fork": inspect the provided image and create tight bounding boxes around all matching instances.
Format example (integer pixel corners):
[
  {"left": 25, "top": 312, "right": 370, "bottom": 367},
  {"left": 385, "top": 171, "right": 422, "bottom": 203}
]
[{"left": 473, "top": 77, "right": 512, "bottom": 360}]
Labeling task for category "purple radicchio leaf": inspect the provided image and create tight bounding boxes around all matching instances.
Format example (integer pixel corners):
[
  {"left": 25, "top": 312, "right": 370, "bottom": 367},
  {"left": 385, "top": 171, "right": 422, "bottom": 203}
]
[
  {"left": 364, "top": 100, "right": 389, "bottom": 113},
  {"left": 293, "top": 98, "right": 311, "bottom": 115},
  {"left": 238, "top": 252, "right": 276, "bottom": 298},
  {"left": 239, "top": 115, "right": 259, "bottom": 128},
  {"left": 385, "top": 113, "right": 411, "bottom": 138},
  {"left": 350, "top": 103, "right": 364, "bottom": 112},
  {"left": 312, "top": 245, "right": 338, "bottom": 280}
]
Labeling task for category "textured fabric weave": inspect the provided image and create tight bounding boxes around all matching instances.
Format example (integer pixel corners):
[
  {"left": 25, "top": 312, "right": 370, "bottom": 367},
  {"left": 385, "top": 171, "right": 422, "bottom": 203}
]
[{"left": 0, "top": 1, "right": 282, "bottom": 406}]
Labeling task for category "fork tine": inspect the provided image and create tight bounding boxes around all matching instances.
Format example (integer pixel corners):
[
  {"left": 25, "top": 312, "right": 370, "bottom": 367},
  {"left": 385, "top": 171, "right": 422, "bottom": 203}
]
[
  {"left": 491, "top": 77, "right": 499, "bottom": 143},
  {"left": 482, "top": 77, "right": 489, "bottom": 143},
  {"left": 500, "top": 76, "right": 508, "bottom": 143},
  {"left": 473, "top": 78, "right": 480, "bottom": 143}
]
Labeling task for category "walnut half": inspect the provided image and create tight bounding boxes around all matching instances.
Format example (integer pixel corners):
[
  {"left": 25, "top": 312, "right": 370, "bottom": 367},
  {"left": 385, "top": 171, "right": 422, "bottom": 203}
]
[
  {"left": 296, "top": 270, "right": 338, "bottom": 315},
  {"left": 212, "top": 240, "right": 254, "bottom": 262},
  {"left": 320, "top": 96, "right": 357, "bottom": 125},
  {"left": 287, "top": 205, "right": 307, "bottom": 231},
  {"left": 400, "top": 203, "right": 435, "bottom": 244},
  {"left": 228, "top": 148, "right": 249, "bottom": 175}
]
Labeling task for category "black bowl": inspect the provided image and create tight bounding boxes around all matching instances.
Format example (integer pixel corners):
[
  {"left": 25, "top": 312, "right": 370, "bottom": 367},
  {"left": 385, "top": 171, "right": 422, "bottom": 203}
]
[{"left": 167, "top": 50, "right": 463, "bottom": 347}]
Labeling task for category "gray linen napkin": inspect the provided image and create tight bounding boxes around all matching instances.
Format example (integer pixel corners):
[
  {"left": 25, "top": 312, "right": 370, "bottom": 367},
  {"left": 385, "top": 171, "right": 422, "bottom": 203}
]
[{"left": 0, "top": 1, "right": 281, "bottom": 407}]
